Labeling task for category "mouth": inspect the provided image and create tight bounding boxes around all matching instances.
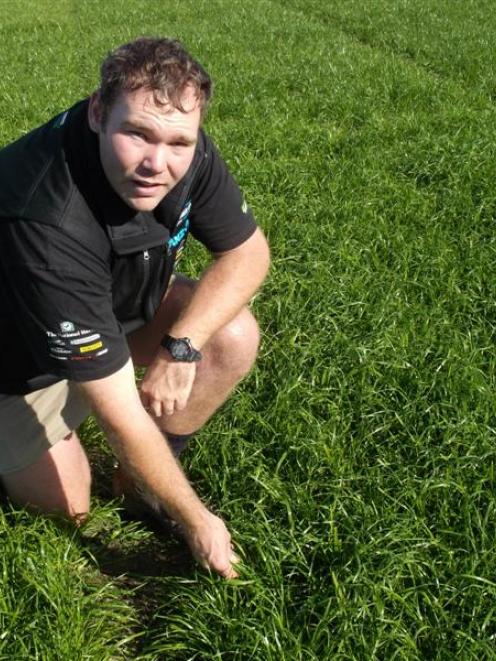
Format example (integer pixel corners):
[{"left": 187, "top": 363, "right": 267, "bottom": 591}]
[{"left": 131, "top": 179, "right": 166, "bottom": 196}]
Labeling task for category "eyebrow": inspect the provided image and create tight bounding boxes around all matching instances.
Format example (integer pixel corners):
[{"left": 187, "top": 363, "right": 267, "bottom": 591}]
[{"left": 121, "top": 120, "right": 153, "bottom": 132}]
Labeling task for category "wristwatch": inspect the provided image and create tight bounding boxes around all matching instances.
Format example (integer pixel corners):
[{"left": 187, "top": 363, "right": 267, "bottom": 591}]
[{"left": 160, "top": 334, "right": 202, "bottom": 362}]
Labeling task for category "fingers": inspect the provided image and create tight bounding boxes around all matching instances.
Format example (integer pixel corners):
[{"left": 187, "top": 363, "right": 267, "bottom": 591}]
[
  {"left": 143, "top": 397, "right": 182, "bottom": 418},
  {"left": 215, "top": 540, "right": 240, "bottom": 579},
  {"left": 224, "top": 551, "right": 241, "bottom": 579},
  {"left": 186, "top": 515, "right": 242, "bottom": 580},
  {"left": 140, "top": 388, "right": 190, "bottom": 418},
  {"left": 151, "top": 400, "right": 163, "bottom": 418},
  {"left": 206, "top": 551, "right": 239, "bottom": 579},
  {"left": 140, "top": 392, "right": 163, "bottom": 418},
  {"left": 140, "top": 389, "right": 180, "bottom": 417},
  {"left": 139, "top": 362, "right": 197, "bottom": 418},
  {"left": 162, "top": 400, "right": 175, "bottom": 416}
]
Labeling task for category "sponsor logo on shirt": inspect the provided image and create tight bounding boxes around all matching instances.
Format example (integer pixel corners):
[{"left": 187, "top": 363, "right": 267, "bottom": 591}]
[
  {"left": 70, "top": 333, "right": 101, "bottom": 346},
  {"left": 46, "top": 323, "right": 107, "bottom": 362},
  {"left": 60, "top": 321, "right": 75, "bottom": 333},
  {"left": 79, "top": 341, "right": 103, "bottom": 354}
]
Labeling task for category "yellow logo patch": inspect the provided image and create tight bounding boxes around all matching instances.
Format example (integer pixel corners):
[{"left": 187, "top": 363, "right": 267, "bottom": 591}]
[{"left": 80, "top": 341, "right": 103, "bottom": 354}]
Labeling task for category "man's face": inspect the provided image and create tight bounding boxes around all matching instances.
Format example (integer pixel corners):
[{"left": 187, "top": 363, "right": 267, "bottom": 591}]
[{"left": 88, "top": 85, "right": 201, "bottom": 212}]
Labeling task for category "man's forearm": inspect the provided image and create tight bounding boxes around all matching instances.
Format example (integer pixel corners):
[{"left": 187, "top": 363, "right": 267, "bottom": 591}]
[
  {"left": 102, "top": 408, "right": 207, "bottom": 526},
  {"left": 79, "top": 361, "right": 238, "bottom": 577},
  {"left": 78, "top": 361, "right": 208, "bottom": 527},
  {"left": 168, "top": 227, "right": 270, "bottom": 348}
]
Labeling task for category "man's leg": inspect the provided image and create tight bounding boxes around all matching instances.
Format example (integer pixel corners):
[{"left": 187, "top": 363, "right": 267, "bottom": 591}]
[
  {"left": 127, "top": 274, "right": 261, "bottom": 436},
  {"left": 2, "top": 431, "right": 91, "bottom": 523},
  {"left": 0, "top": 380, "right": 92, "bottom": 522}
]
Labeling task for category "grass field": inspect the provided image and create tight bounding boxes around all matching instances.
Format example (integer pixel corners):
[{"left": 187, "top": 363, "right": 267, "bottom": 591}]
[{"left": 1, "top": 0, "right": 496, "bottom": 658}]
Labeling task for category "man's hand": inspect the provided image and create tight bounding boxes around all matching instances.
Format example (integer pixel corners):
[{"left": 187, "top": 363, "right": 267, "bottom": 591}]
[
  {"left": 183, "top": 510, "right": 240, "bottom": 579},
  {"left": 140, "top": 350, "right": 197, "bottom": 417},
  {"left": 79, "top": 359, "right": 241, "bottom": 579}
]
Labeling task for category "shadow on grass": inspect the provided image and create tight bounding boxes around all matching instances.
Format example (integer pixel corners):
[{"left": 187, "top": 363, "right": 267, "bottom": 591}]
[
  {"left": 80, "top": 508, "right": 198, "bottom": 656},
  {"left": 83, "top": 445, "right": 197, "bottom": 578},
  {"left": 82, "top": 512, "right": 195, "bottom": 579}
]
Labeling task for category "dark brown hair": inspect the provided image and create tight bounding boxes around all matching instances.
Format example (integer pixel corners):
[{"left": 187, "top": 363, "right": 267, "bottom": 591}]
[{"left": 99, "top": 37, "right": 212, "bottom": 123}]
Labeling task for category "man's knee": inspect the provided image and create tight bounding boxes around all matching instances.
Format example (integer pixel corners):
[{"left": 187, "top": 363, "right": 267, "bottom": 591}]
[
  {"left": 208, "top": 307, "right": 260, "bottom": 379},
  {"left": 2, "top": 477, "right": 91, "bottom": 524},
  {"left": 1, "top": 430, "right": 92, "bottom": 524}
]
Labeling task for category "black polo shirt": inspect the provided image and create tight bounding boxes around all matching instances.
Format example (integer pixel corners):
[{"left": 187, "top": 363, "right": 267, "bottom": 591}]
[{"left": 0, "top": 100, "right": 256, "bottom": 394}]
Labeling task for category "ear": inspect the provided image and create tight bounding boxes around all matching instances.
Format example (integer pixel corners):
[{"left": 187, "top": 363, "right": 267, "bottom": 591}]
[{"left": 88, "top": 91, "right": 103, "bottom": 133}]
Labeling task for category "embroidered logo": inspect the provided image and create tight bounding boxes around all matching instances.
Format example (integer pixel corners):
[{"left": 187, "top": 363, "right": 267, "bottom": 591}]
[
  {"left": 46, "top": 324, "right": 107, "bottom": 362},
  {"left": 60, "top": 321, "right": 75, "bottom": 333}
]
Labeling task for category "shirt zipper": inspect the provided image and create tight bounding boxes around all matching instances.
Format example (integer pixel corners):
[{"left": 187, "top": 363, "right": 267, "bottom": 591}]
[{"left": 141, "top": 249, "right": 155, "bottom": 321}]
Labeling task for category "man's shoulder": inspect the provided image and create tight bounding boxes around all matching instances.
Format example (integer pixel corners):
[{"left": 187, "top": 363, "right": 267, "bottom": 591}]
[
  {"left": 196, "top": 128, "right": 220, "bottom": 162},
  {"left": 0, "top": 103, "right": 85, "bottom": 227},
  {"left": 190, "top": 129, "right": 228, "bottom": 190}
]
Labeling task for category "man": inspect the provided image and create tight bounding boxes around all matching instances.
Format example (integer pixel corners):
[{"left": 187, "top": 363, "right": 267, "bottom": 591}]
[{"left": 0, "top": 37, "right": 270, "bottom": 579}]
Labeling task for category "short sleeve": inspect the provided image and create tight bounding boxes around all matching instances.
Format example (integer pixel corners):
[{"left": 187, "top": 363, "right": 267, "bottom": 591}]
[
  {"left": 0, "top": 220, "right": 130, "bottom": 388},
  {"left": 188, "top": 133, "right": 257, "bottom": 252}
]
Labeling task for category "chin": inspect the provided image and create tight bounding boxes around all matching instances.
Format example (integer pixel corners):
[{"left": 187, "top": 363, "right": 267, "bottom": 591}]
[{"left": 126, "top": 196, "right": 163, "bottom": 212}]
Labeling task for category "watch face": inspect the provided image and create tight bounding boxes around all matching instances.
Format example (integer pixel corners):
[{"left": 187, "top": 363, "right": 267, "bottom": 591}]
[{"left": 172, "top": 340, "right": 190, "bottom": 359}]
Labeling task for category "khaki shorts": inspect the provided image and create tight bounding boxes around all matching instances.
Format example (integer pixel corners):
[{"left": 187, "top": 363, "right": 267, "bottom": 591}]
[{"left": 0, "top": 380, "right": 91, "bottom": 475}]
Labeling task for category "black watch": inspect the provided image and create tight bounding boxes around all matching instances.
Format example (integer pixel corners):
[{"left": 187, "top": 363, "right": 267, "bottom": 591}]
[{"left": 160, "top": 334, "right": 202, "bottom": 362}]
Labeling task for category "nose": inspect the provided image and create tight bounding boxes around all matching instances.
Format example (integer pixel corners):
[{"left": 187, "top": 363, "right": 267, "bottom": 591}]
[{"left": 142, "top": 144, "right": 167, "bottom": 175}]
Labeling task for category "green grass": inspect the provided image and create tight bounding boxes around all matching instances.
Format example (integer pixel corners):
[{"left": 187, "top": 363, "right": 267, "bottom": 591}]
[{"left": 1, "top": 0, "right": 496, "bottom": 658}]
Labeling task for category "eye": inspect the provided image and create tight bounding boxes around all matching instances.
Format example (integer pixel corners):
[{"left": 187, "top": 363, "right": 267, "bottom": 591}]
[
  {"left": 172, "top": 140, "right": 195, "bottom": 151},
  {"left": 127, "top": 129, "right": 146, "bottom": 140}
]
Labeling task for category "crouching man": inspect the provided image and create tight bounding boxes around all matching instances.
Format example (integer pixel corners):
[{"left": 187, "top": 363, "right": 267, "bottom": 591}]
[{"left": 0, "top": 37, "right": 270, "bottom": 579}]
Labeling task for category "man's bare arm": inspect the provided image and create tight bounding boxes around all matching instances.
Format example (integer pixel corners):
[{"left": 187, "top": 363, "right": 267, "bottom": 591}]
[
  {"left": 169, "top": 226, "right": 270, "bottom": 347},
  {"left": 141, "top": 226, "right": 270, "bottom": 414},
  {"left": 78, "top": 358, "right": 238, "bottom": 578}
]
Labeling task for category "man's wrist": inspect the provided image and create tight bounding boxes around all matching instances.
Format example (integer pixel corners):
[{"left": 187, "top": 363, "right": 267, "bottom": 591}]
[
  {"left": 170, "top": 498, "right": 212, "bottom": 532},
  {"left": 160, "top": 334, "right": 202, "bottom": 362}
]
